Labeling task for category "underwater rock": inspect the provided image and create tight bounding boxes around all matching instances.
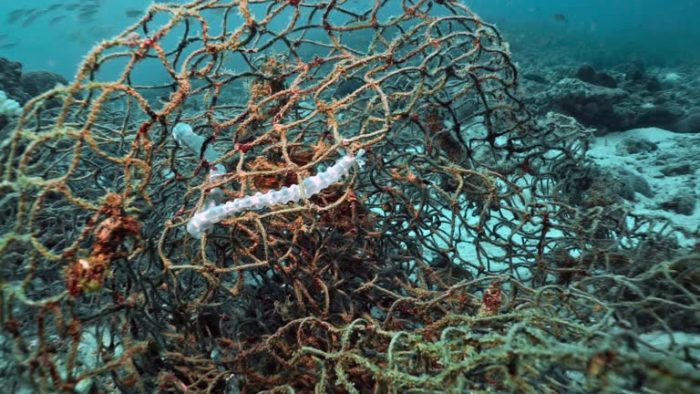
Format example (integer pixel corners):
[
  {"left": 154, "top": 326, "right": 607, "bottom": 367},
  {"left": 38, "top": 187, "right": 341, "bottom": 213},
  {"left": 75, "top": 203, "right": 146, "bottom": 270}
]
[
  {"left": 633, "top": 106, "right": 682, "bottom": 129},
  {"left": 644, "top": 77, "right": 662, "bottom": 92},
  {"left": 620, "top": 60, "right": 646, "bottom": 82},
  {"left": 594, "top": 72, "right": 618, "bottom": 88},
  {"left": 537, "top": 76, "right": 691, "bottom": 134},
  {"left": 616, "top": 137, "right": 658, "bottom": 155},
  {"left": 574, "top": 64, "right": 618, "bottom": 88},
  {"left": 660, "top": 163, "right": 693, "bottom": 177},
  {"left": 19, "top": 71, "right": 68, "bottom": 110},
  {"left": 559, "top": 163, "right": 653, "bottom": 208},
  {"left": 658, "top": 190, "right": 696, "bottom": 215},
  {"left": 672, "top": 107, "right": 700, "bottom": 132},
  {"left": 544, "top": 78, "right": 628, "bottom": 132},
  {"left": 574, "top": 64, "right": 596, "bottom": 82},
  {"left": 0, "top": 57, "right": 26, "bottom": 102},
  {"left": 20, "top": 71, "right": 68, "bottom": 98},
  {"left": 611, "top": 166, "right": 654, "bottom": 201}
]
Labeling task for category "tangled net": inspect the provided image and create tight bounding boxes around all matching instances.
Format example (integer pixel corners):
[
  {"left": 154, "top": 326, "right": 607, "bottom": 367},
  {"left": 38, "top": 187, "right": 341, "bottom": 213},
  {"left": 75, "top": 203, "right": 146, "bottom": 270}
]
[{"left": 1, "top": 0, "right": 699, "bottom": 392}]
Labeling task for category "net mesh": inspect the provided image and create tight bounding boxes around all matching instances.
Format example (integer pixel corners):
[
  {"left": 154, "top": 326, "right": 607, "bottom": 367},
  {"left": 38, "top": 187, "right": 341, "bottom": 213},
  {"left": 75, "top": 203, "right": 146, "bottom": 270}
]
[{"left": 1, "top": 0, "right": 698, "bottom": 392}]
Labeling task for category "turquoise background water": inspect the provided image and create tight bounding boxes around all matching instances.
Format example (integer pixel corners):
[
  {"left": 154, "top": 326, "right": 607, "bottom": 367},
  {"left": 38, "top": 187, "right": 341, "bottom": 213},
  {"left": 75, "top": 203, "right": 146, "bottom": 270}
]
[{"left": 1, "top": 0, "right": 699, "bottom": 78}]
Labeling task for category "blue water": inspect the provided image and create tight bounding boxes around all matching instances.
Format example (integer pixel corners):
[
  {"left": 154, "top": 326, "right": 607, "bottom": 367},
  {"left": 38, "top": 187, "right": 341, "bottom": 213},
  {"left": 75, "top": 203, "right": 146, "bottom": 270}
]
[{"left": 2, "top": 0, "right": 699, "bottom": 78}]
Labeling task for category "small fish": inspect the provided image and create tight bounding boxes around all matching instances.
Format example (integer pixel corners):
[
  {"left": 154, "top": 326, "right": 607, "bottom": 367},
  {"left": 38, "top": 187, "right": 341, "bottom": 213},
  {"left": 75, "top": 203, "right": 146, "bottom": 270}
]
[
  {"left": 553, "top": 14, "right": 568, "bottom": 23},
  {"left": 78, "top": 10, "right": 99, "bottom": 21},
  {"left": 125, "top": 9, "right": 142, "bottom": 18},
  {"left": 22, "top": 13, "right": 42, "bottom": 28},
  {"left": 23, "top": 8, "right": 44, "bottom": 17},
  {"left": 49, "top": 15, "right": 66, "bottom": 25},
  {"left": 79, "top": 4, "right": 100, "bottom": 12},
  {"left": 7, "top": 9, "right": 27, "bottom": 24},
  {"left": 20, "top": 7, "right": 52, "bottom": 27},
  {"left": 0, "top": 42, "right": 20, "bottom": 50}
]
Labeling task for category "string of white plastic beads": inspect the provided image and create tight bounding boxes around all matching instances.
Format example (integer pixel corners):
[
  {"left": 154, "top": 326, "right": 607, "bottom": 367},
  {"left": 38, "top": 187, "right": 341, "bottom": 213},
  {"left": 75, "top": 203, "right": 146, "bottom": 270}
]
[{"left": 186, "top": 149, "right": 365, "bottom": 238}]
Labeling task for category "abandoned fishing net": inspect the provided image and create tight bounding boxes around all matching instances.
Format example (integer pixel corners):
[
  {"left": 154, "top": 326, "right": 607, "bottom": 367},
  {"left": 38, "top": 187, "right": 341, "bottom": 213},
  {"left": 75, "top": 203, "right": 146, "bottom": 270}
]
[{"left": 1, "top": 1, "right": 698, "bottom": 392}]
